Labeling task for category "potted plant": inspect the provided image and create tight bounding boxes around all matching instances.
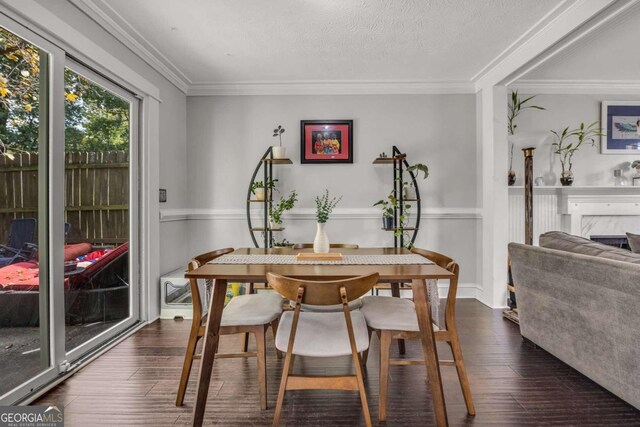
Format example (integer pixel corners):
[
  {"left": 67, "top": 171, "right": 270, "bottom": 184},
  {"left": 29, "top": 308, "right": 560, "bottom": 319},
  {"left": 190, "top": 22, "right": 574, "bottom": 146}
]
[
  {"left": 269, "top": 190, "right": 298, "bottom": 229},
  {"left": 271, "top": 237, "right": 294, "bottom": 248},
  {"left": 250, "top": 178, "right": 278, "bottom": 201},
  {"left": 373, "top": 198, "right": 394, "bottom": 229},
  {"left": 508, "top": 91, "right": 545, "bottom": 185},
  {"left": 272, "top": 125, "right": 286, "bottom": 159},
  {"left": 632, "top": 160, "right": 640, "bottom": 186},
  {"left": 313, "top": 190, "right": 342, "bottom": 253},
  {"left": 404, "top": 162, "right": 429, "bottom": 198},
  {"left": 551, "top": 121, "right": 602, "bottom": 186}
]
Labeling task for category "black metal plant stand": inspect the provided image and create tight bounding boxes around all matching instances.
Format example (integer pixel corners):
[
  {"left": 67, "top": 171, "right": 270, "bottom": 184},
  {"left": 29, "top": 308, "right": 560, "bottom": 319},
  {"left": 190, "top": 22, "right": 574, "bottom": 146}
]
[
  {"left": 246, "top": 147, "right": 292, "bottom": 248},
  {"left": 373, "top": 145, "right": 422, "bottom": 248}
]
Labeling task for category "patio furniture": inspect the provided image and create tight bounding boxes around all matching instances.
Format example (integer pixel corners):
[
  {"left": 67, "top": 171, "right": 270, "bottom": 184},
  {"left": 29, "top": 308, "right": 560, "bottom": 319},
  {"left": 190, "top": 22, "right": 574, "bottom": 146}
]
[
  {"left": 266, "top": 272, "right": 379, "bottom": 427},
  {"left": 176, "top": 248, "right": 285, "bottom": 409},
  {"left": 361, "top": 247, "right": 475, "bottom": 421},
  {"left": 0, "top": 218, "right": 37, "bottom": 267}
]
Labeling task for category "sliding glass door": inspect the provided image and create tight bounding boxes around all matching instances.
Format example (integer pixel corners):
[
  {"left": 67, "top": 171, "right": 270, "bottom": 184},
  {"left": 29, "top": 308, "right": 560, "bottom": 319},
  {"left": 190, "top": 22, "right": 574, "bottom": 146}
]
[
  {"left": 0, "top": 16, "right": 140, "bottom": 404},
  {"left": 63, "top": 61, "right": 139, "bottom": 359}
]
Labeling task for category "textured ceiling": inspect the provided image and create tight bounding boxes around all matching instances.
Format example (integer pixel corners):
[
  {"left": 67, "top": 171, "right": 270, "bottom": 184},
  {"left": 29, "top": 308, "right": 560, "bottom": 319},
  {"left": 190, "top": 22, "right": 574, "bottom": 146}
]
[
  {"left": 522, "top": 4, "right": 640, "bottom": 81},
  {"left": 99, "top": 0, "right": 560, "bottom": 84}
]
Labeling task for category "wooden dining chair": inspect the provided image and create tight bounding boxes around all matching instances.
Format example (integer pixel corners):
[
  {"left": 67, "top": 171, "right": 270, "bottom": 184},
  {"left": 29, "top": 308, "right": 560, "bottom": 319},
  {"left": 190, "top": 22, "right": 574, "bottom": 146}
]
[
  {"left": 360, "top": 247, "right": 475, "bottom": 421},
  {"left": 292, "top": 243, "right": 359, "bottom": 249},
  {"left": 176, "top": 248, "right": 285, "bottom": 410},
  {"left": 266, "top": 272, "right": 379, "bottom": 427}
]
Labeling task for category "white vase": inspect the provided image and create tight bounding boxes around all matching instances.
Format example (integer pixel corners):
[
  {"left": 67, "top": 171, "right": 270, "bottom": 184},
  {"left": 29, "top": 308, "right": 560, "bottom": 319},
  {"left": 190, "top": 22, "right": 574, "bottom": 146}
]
[
  {"left": 272, "top": 146, "right": 286, "bottom": 159},
  {"left": 313, "top": 222, "right": 329, "bottom": 253}
]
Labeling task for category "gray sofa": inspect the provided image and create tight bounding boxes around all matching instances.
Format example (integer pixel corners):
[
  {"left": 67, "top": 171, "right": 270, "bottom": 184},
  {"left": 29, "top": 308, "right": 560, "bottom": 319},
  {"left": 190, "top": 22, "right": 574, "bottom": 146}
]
[{"left": 509, "top": 231, "right": 640, "bottom": 410}]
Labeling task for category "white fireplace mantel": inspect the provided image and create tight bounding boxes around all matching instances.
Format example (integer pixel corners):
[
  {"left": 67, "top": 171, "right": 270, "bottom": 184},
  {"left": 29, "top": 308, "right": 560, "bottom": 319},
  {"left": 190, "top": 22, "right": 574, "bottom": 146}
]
[{"left": 509, "top": 186, "right": 640, "bottom": 243}]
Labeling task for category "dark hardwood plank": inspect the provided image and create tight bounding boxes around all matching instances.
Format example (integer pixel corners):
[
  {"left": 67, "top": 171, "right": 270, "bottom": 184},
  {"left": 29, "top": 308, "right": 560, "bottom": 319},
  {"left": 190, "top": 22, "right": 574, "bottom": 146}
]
[{"left": 33, "top": 300, "right": 640, "bottom": 426}]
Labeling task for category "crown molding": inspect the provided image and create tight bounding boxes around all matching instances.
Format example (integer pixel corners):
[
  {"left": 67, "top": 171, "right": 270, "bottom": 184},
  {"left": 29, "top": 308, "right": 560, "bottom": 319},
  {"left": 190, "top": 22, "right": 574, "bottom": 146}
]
[
  {"left": 510, "top": 79, "right": 640, "bottom": 94},
  {"left": 69, "top": 0, "right": 191, "bottom": 93},
  {"left": 186, "top": 80, "right": 475, "bottom": 96}
]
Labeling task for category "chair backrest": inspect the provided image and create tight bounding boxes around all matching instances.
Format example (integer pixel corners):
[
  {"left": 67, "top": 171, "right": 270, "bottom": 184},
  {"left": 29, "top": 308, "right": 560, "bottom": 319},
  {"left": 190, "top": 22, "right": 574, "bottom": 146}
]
[
  {"left": 411, "top": 247, "right": 458, "bottom": 276},
  {"left": 188, "top": 248, "right": 234, "bottom": 319},
  {"left": 7, "top": 218, "right": 37, "bottom": 249},
  {"left": 266, "top": 273, "right": 378, "bottom": 305},
  {"left": 292, "top": 243, "right": 359, "bottom": 249}
]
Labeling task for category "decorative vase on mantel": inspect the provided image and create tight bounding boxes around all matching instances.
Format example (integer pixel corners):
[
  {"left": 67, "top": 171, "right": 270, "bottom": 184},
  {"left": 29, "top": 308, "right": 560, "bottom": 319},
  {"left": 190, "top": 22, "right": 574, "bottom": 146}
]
[
  {"left": 313, "top": 222, "right": 329, "bottom": 253},
  {"left": 508, "top": 170, "right": 516, "bottom": 186},
  {"left": 560, "top": 170, "right": 574, "bottom": 186}
]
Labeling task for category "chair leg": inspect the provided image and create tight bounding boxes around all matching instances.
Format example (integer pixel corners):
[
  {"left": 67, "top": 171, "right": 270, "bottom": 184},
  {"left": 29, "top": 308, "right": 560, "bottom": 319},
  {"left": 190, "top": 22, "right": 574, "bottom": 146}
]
[
  {"left": 176, "top": 331, "right": 200, "bottom": 406},
  {"left": 271, "top": 317, "right": 283, "bottom": 359},
  {"left": 449, "top": 333, "right": 475, "bottom": 416},
  {"left": 241, "top": 333, "right": 250, "bottom": 352},
  {"left": 390, "top": 283, "right": 405, "bottom": 355},
  {"left": 379, "top": 330, "right": 392, "bottom": 421},
  {"left": 255, "top": 326, "right": 268, "bottom": 410},
  {"left": 273, "top": 350, "right": 295, "bottom": 426},
  {"left": 353, "top": 349, "right": 372, "bottom": 427}
]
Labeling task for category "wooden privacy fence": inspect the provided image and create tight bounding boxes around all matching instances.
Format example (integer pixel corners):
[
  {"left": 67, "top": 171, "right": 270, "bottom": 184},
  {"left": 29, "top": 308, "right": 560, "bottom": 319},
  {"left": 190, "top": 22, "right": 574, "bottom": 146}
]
[{"left": 0, "top": 151, "right": 129, "bottom": 246}]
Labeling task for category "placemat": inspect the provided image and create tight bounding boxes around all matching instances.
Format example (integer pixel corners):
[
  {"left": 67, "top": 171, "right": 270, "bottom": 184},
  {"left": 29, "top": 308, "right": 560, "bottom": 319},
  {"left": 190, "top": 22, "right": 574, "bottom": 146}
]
[{"left": 209, "top": 254, "right": 433, "bottom": 265}]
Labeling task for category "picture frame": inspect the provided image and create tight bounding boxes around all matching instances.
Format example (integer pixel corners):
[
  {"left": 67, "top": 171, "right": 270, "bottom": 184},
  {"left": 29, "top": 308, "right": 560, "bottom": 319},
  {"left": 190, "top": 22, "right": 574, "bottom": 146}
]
[
  {"left": 601, "top": 101, "right": 640, "bottom": 154},
  {"left": 300, "top": 120, "right": 353, "bottom": 164}
]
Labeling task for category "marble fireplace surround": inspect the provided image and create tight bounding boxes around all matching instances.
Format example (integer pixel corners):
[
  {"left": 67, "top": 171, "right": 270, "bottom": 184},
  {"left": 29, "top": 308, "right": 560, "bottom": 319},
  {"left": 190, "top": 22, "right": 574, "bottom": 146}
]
[{"left": 509, "top": 187, "right": 640, "bottom": 244}]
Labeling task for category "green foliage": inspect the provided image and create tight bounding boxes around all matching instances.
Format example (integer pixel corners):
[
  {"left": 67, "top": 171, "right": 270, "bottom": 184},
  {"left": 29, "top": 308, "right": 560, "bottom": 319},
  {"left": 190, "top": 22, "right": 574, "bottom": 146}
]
[
  {"left": 269, "top": 190, "right": 298, "bottom": 224},
  {"left": 272, "top": 124, "right": 285, "bottom": 147},
  {"left": 406, "top": 163, "right": 429, "bottom": 180},
  {"left": 315, "top": 189, "right": 342, "bottom": 223},
  {"left": 551, "top": 121, "right": 602, "bottom": 175},
  {"left": 508, "top": 90, "right": 545, "bottom": 135},
  {"left": 0, "top": 28, "right": 130, "bottom": 154},
  {"left": 250, "top": 178, "right": 278, "bottom": 194}
]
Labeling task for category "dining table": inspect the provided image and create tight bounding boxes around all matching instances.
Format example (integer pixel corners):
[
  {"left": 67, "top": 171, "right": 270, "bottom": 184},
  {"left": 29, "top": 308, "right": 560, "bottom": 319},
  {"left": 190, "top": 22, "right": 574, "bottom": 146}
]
[{"left": 185, "top": 247, "right": 454, "bottom": 427}]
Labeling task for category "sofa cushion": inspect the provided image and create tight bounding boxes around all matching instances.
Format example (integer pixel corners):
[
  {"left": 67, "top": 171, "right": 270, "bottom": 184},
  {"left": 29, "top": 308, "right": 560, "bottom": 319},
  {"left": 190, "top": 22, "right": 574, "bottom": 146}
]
[
  {"left": 627, "top": 232, "right": 640, "bottom": 254},
  {"left": 539, "top": 231, "right": 640, "bottom": 265}
]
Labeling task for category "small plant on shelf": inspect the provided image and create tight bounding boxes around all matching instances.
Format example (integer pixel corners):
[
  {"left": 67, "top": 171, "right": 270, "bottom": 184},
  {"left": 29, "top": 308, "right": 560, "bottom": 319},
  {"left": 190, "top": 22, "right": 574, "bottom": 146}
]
[
  {"left": 315, "top": 189, "right": 342, "bottom": 223},
  {"left": 250, "top": 178, "right": 279, "bottom": 200},
  {"left": 402, "top": 162, "right": 429, "bottom": 198},
  {"left": 269, "top": 190, "right": 298, "bottom": 228},
  {"left": 508, "top": 90, "right": 545, "bottom": 136},
  {"left": 272, "top": 125, "right": 286, "bottom": 158},
  {"left": 271, "top": 237, "right": 294, "bottom": 248},
  {"left": 551, "top": 121, "right": 603, "bottom": 186}
]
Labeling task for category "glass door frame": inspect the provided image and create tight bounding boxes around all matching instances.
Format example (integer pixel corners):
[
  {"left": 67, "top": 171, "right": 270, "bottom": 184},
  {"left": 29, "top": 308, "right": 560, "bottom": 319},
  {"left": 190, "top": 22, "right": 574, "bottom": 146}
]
[
  {"left": 0, "top": 12, "right": 65, "bottom": 406},
  {"left": 62, "top": 60, "right": 141, "bottom": 363},
  {"left": 0, "top": 13, "right": 143, "bottom": 405}
]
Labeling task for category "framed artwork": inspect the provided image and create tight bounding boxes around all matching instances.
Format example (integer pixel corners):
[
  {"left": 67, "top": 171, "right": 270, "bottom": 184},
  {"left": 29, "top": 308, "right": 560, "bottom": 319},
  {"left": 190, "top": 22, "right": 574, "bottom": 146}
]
[
  {"left": 601, "top": 101, "right": 640, "bottom": 154},
  {"left": 300, "top": 120, "right": 353, "bottom": 163}
]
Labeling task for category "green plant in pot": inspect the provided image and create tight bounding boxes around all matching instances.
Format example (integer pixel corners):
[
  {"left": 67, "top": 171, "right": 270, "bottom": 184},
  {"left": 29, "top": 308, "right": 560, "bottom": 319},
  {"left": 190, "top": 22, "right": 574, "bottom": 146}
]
[
  {"left": 551, "top": 121, "right": 603, "bottom": 186},
  {"left": 272, "top": 125, "right": 286, "bottom": 159},
  {"left": 313, "top": 190, "right": 342, "bottom": 253},
  {"left": 269, "top": 190, "right": 297, "bottom": 229},
  {"left": 404, "top": 162, "right": 429, "bottom": 198},
  {"left": 373, "top": 198, "right": 394, "bottom": 229},
  {"left": 507, "top": 91, "right": 545, "bottom": 185},
  {"left": 250, "top": 178, "right": 279, "bottom": 201}
]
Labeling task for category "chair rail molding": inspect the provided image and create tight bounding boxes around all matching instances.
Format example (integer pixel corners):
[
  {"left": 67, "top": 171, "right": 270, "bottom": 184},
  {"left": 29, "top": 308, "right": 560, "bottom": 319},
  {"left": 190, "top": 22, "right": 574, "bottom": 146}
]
[{"left": 159, "top": 207, "right": 482, "bottom": 222}]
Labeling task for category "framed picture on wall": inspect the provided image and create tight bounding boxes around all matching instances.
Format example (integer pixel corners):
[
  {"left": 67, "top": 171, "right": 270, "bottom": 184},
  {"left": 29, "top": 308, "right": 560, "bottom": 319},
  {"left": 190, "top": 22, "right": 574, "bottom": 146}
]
[
  {"left": 300, "top": 120, "right": 353, "bottom": 163},
  {"left": 601, "top": 101, "right": 640, "bottom": 154}
]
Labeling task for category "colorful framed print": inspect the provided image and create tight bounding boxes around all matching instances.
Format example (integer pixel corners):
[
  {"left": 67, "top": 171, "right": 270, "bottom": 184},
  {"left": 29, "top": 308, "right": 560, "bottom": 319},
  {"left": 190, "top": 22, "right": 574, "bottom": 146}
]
[
  {"left": 300, "top": 120, "right": 353, "bottom": 164},
  {"left": 601, "top": 101, "right": 640, "bottom": 154}
]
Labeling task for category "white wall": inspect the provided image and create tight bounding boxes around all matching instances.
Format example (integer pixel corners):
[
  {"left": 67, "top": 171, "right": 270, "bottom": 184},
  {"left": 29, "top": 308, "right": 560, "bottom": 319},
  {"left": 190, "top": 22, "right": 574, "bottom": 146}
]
[
  {"left": 21, "top": 1, "right": 189, "bottom": 317},
  {"left": 185, "top": 94, "right": 481, "bottom": 292},
  {"left": 509, "top": 93, "right": 640, "bottom": 186}
]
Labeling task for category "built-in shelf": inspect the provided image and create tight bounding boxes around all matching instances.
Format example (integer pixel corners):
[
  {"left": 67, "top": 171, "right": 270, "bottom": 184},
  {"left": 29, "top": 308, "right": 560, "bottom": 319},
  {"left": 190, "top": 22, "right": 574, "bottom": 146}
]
[
  {"left": 403, "top": 198, "right": 420, "bottom": 202},
  {"left": 248, "top": 199, "right": 271, "bottom": 202},
  {"left": 250, "top": 227, "right": 285, "bottom": 232},
  {"left": 262, "top": 158, "right": 293, "bottom": 164}
]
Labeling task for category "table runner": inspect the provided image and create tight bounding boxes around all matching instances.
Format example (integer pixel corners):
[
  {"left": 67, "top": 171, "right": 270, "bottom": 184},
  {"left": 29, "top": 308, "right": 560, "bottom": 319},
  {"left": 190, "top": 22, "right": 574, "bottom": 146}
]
[{"left": 209, "top": 254, "right": 433, "bottom": 265}]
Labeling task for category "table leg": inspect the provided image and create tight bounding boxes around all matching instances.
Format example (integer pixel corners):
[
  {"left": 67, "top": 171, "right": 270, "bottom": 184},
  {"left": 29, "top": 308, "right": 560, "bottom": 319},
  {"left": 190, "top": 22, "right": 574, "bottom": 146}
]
[
  {"left": 412, "top": 278, "right": 448, "bottom": 427},
  {"left": 390, "top": 282, "right": 406, "bottom": 355},
  {"left": 191, "top": 279, "right": 227, "bottom": 427}
]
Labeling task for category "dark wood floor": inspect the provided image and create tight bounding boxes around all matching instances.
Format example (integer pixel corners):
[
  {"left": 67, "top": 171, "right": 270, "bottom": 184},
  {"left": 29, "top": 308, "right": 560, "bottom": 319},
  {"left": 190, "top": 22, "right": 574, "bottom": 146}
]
[{"left": 35, "top": 300, "right": 640, "bottom": 426}]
